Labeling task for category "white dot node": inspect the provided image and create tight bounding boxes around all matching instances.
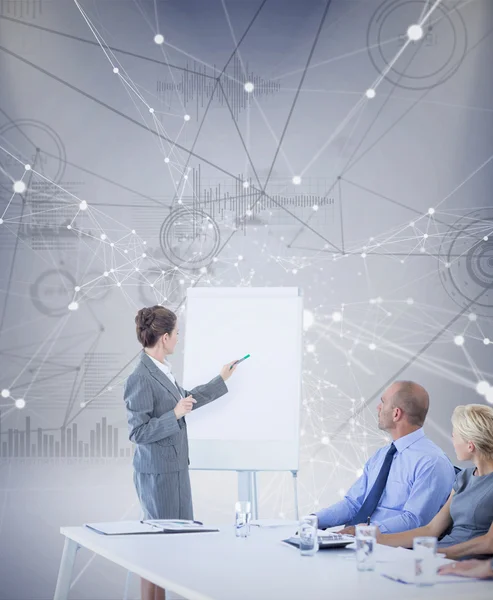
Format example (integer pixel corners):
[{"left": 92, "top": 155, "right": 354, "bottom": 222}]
[
  {"left": 428, "top": 207, "right": 435, "bottom": 215},
  {"left": 486, "top": 387, "right": 493, "bottom": 405},
  {"left": 142, "top": 253, "right": 147, "bottom": 258},
  {"left": 356, "top": 468, "right": 364, "bottom": 477},
  {"left": 68, "top": 302, "right": 79, "bottom": 311},
  {"left": 420, "top": 247, "right": 426, "bottom": 253},
  {"left": 484, "top": 338, "right": 490, "bottom": 345},
  {"left": 445, "top": 262, "right": 451, "bottom": 268},
  {"left": 74, "top": 286, "right": 81, "bottom": 292},
  {"left": 303, "top": 310, "right": 314, "bottom": 331},
  {"left": 365, "top": 88, "right": 376, "bottom": 99},
  {"left": 332, "top": 311, "right": 342, "bottom": 322},
  {"left": 104, "top": 271, "right": 109, "bottom": 277},
  {"left": 369, "top": 343, "right": 377, "bottom": 350},
  {"left": 423, "top": 233, "right": 429, "bottom": 239},
  {"left": 100, "top": 234, "right": 107, "bottom": 241},
  {"left": 407, "top": 24, "right": 424, "bottom": 41},
  {"left": 132, "top": 229, "right": 136, "bottom": 234},
  {"left": 484, "top": 236, "right": 489, "bottom": 242},
  {"left": 454, "top": 335, "right": 465, "bottom": 346},
  {"left": 410, "top": 221, "right": 415, "bottom": 227},
  {"left": 184, "top": 114, "right": 191, "bottom": 121},
  {"left": 321, "top": 436, "right": 330, "bottom": 445},
  {"left": 238, "top": 255, "right": 243, "bottom": 261},
  {"left": 15, "top": 398, "right": 26, "bottom": 409},
  {"left": 79, "top": 200, "right": 88, "bottom": 210},
  {"left": 292, "top": 175, "right": 302, "bottom": 185},
  {"left": 67, "top": 225, "right": 72, "bottom": 230},
  {"left": 242, "top": 181, "right": 250, "bottom": 189},
  {"left": 0, "top": 219, "right": 3, "bottom": 225},
  {"left": 406, "top": 298, "right": 414, "bottom": 305},
  {"left": 154, "top": 34, "right": 164, "bottom": 44},
  {"left": 113, "top": 67, "right": 119, "bottom": 74},
  {"left": 468, "top": 313, "right": 477, "bottom": 322},
  {"left": 179, "top": 279, "right": 185, "bottom": 285},
  {"left": 149, "top": 107, "right": 155, "bottom": 114},
  {"left": 1, "top": 389, "right": 10, "bottom": 398},
  {"left": 164, "top": 157, "right": 170, "bottom": 163},
  {"left": 306, "top": 344, "right": 315, "bottom": 353},
  {"left": 312, "top": 204, "right": 319, "bottom": 211},
  {"left": 244, "top": 82, "right": 254, "bottom": 93},
  {"left": 13, "top": 181, "right": 26, "bottom": 194},
  {"left": 117, "top": 282, "right": 122, "bottom": 287},
  {"left": 80, "top": 402, "right": 86, "bottom": 408},
  {"left": 24, "top": 164, "right": 31, "bottom": 171},
  {"left": 361, "top": 252, "right": 367, "bottom": 258},
  {"left": 476, "top": 381, "right": 490, "bottom": 396}
]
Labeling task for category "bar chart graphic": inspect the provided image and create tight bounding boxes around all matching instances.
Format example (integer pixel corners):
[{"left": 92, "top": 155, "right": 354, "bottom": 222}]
[{"left": 0, "top": 412, "right": 132, "bottom": 459}]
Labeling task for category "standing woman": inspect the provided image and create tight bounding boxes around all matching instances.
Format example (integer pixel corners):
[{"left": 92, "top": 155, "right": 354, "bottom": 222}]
[{"left": 124, "top": 305, "right": 238, "bottom": 600}]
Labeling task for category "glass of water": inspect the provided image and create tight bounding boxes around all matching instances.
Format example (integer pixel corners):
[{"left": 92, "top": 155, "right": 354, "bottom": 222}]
[
  {"left": 413, "top": 536, "right": 437, "bottom": 586},
  {"left": 355, "top": 524, "right": 377, "bottom": 571},
  {"left": 235, "top": 501, "right": 251, "bottom": 538},
  {"left": 299, "top": 515, "right": 319, "bottom": 556}
]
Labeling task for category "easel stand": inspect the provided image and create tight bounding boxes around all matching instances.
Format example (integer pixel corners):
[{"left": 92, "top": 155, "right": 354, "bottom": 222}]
[{"left": 237, "top": 470, "right": 299, "bottom": 520}]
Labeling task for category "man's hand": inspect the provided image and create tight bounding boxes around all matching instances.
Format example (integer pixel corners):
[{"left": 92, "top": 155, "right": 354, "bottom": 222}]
[
  {"left": 220, "top": 360, "right": 238, "bottom": 382},
  {"left": 438, "top": 559, "right": 493, "bottom": 580},
  {"left": 174, "top": 396, "right": 196, "bottom": 419},
  {"left": 337, "top": 526, "right": 355, "bottom": 536}
]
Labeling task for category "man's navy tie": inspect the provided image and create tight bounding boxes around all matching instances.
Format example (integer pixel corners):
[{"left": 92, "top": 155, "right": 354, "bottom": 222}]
[{"left": 347, "top": 443, "right": 397, "bottom": 526}]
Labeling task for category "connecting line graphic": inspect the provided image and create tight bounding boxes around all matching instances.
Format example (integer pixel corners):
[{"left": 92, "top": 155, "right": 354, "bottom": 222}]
[
  {"left": 0, "top": 14, "right": 217, "bottom": 81},
  {"left": 326, "top": 284, "right": 492, "bottom": 443},
  {"left": 168, "top": 0, "right": 269, "bottom": 205}
]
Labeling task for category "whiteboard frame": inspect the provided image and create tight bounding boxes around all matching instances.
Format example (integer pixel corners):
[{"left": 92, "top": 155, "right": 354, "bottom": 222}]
[{"left": 183, "top": 287, "right": 303, "bottom": 472}]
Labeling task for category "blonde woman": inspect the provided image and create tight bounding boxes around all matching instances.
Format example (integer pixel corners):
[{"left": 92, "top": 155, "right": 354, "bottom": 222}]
[{"left": 374, "top": 404, "right": 493, "bottom": 560}]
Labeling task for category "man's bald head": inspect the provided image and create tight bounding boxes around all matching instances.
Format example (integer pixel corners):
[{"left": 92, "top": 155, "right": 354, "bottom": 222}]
[{"left": 387, "top": 381, "right": 430, "bottom": 427}]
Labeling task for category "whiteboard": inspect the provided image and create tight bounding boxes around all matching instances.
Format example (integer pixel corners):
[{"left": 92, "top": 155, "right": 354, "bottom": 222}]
[{"left": 182, "top": 287, "right": 303, "bottom": 471}]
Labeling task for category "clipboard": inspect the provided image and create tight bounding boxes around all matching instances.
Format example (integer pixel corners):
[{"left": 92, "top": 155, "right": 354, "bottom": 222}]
[{"left": 85, "top": 520, "right": 219, "bottom": 535}]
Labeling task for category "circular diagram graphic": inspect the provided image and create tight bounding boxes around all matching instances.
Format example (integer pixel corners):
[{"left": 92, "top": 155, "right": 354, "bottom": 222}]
[
  {"left": 30, "top": 269, "right": 76, "bottom": 317},
  {"left": 438, "top": 209, "right": 493, "bottom": 315},
  {"left": 367, "top": 0, "right": 467, "bottom": 90},
  {"left": 0, "top": 119, "right": 67, "bottom": 196},
  {"left": 159, "top": 208, "right": 221, "bottom": 270}
]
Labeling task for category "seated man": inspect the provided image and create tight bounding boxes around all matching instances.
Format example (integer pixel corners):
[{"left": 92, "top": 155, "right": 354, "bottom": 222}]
[{"left": 315, "top": 381, "right": 455, "bottom": 534}]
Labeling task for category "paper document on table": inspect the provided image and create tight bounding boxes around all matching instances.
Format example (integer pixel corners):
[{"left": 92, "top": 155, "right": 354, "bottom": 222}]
[
  {"left": 250, "top": 519, "right": 299, "bottom": 528},
  {"left": 380, "top": 562, "right": 478, "bottom": 584}
]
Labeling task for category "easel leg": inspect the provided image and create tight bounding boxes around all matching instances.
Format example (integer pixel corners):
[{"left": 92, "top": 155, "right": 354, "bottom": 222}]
[
  {"left": 53, "top": 538, "right": 79, "bottom": 600},
  {"left": 292, "top": 471, "right": 299, "bottom": 520},
  {"left": 237, "top": 471, "right": 259, "bottom": 519}
]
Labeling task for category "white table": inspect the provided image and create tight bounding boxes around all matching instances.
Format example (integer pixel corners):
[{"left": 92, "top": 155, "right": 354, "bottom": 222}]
[{"left": 54, "top": 525, "right": 492, "bottom": 600}]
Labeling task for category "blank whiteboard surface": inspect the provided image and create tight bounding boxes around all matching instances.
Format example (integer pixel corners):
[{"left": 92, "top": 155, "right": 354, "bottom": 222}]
[{"left": 183, "top": 287, "right": 303, "bottom": 471}]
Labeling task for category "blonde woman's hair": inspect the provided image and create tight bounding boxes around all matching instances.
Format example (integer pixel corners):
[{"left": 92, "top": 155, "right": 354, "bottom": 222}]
[{"left": 452, "top": 404, "right": 493, "bottom": 459}]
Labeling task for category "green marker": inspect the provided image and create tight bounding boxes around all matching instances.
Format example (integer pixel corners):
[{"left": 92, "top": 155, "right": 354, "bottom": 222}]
[{"left": 231, "top": 354, "right": 250, "bottom": 369}]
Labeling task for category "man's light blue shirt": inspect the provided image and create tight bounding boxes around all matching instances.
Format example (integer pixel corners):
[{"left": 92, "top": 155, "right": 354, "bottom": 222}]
[{"left": 316, "top": 428, "right": 455, "bottom": 533}]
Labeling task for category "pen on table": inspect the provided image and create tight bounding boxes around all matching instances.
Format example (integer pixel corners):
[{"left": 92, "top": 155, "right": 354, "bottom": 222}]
[
  {"left": 367, "top": 517, "right": 371, "bottom": 525},
  {"left": 140, "top": 519, "right": 204, "bottom": 527}
]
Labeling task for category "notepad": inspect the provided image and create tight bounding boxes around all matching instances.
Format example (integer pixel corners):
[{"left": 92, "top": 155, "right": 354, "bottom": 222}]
[{"left": 85, "top": 520, "right": 219, "bottom": 535}]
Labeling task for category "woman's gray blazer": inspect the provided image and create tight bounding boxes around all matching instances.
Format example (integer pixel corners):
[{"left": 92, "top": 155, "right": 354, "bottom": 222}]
[{"left": 124, "top": 351, "right": 228, "bottom": 474}]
